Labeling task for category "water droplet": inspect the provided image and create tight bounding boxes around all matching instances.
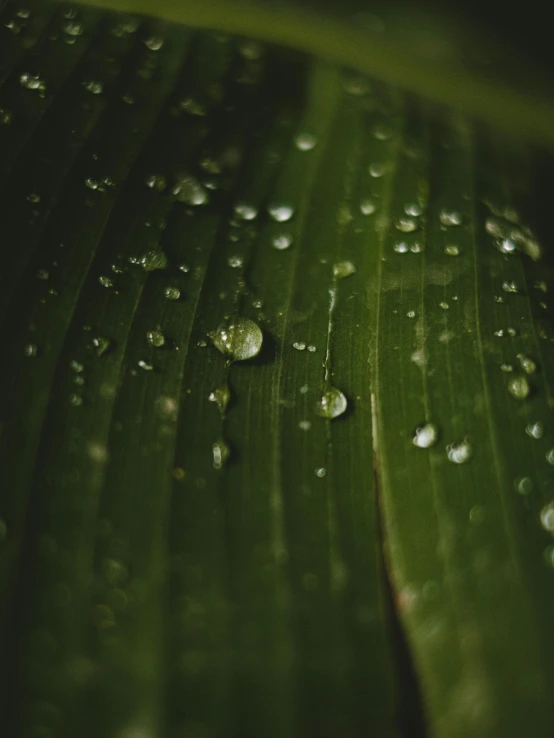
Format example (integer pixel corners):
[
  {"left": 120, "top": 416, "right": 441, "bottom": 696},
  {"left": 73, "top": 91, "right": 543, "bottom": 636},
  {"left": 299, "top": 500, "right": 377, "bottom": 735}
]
[
  {"left": 406, "top": 311, "right": 416, "bottom": 319},
  {"left": 496, "top": 238, "right": 518, "bottom": 254},
  {"left": 234, "top": 203, "right": 258, "bottom": 221},
  {"left": 294, "top": 132, "right": 317, "bottom": 151},
  {"left": 534, "top": 280, "right": 548, "bottom": 293},
  {"left": 145, "top": 174, "right": 167, "bottom": 192},
  {"left": 444, "top": 244, "right": 460, "bottom": 256},
  {"left": 24, "top": 343, "right": 38, "bottom": 358},
  {"left": 500, "top": 363, "right": 513, "bottom": 372},
  {"left": 413, "top": 422, "right": 439, "bottom": 449},
  {"left": 439, "top": 301, "right": 449, "bottom": 310},
  {"left": 139, "top": 249, "right": 168, "bottom": 271},
  {"left": 314, "top": 467, "right": 327, "bottom": 478},
  {"left": 404, "top": 202, "right": 423, "bottom": 217},
  {"left": 0, "top": 108, "right": 12, "bottom": 126},
  {"left": 272, "top": 233, "right": 293, "bottom": 250},
  {"left": 137, "top": 359, "right": 154, "bottom": 371},
  {"left": 164, "top": 287, "right": 180, "bottom": 300},
  {"left": 333, "top": 261, "right": 356, "bottom": 279},
  {"left": 410, "top": 242, "right": 424, "bottom": 253},
  {"left": 395, "top": 216, "right": 418, "bottom": 233},
  {"left": 172, "top": 174, "right": 208, "bottom": 205},
  {"left": 439, "top": 209, "right": 463, "bottom": 227},
  {"left": 146, "top": 330, "right": 165, "bottom": 348},
  {"left": 540, "top": 501, "right": 554, "bottom": 534},
  {"left": 209, "top": 318, "right": 263, "bottom": 361},
  {"left": 208, "top": 384, "right": 231, "bottom": 414},
  {"left": 20, "top": 73, "right": 45, "bottom": 91},
  {"left": 227, "top": 255, "right": 243, "bottom": 268},
  {"left": 360, "top": 198, "right": 377, "bottom": 215},
  {"left": 525, "top": 421, "right": 544, "bottom": 439},
  {"left": 546, "top": 449, "right": 554, "bottom": 465},
  {"left": 507, "top": 375, "right": 530, "bottom": 400},
  {"left": 144, "top": 35, "right": 164, "bottom": 50},
  {"left": 92, "top": 336, "right": 112, "bottom": 357},
  {"left": 293, "top": 341, "right": 306, "bottom": 351},
  {"left": 213, "top": 439, "right": 230, "bottom": 470},
  {"left": 307, "top": 345, "right": 316, "bottom": 352},
  {"left": 82, "top": 79, "right": 103, "bottom": 95},
  {"left": 63, "top": 20, "right": 84, "bottom": 35},
  {"left": 268, "top": 203, "right": 294, "bottom": 222},
  {"left": 36, "top": 269, "right": 49, "bottom": 280},
  {"left": 517, "top": 354, "right": 536, "bottom": 374},
  {"left": 514, "top": 476, "right": 534, "bottom": 495},
  {"left": 394, "top": 241, "right": 409, "bottom": 254},
  {"left": 299, "top": 420, "right": 311, "bottom": 431},
  {"left": 178, "top": 264, "right": 190, "bottom": 274},
  {"left": 502, "top": 280, "right": 520, "bottom": 293},
  {"left": 98, "top": 275, "right": 114, "bottom": 289},
  {"left": 70, "top": 360, "right": 84, "bottom": 373},
  {"left": 369, "top": 162, "right": 388, "bottom": 178},
  {"left": 446, "top": 438, "right": 473, "bottom": 464},
  {"left": 69, "top": 393, "right": 83, "bottom": 407},
  {"left": 316, "top": 387, "right": 348, "bottom": 419}
]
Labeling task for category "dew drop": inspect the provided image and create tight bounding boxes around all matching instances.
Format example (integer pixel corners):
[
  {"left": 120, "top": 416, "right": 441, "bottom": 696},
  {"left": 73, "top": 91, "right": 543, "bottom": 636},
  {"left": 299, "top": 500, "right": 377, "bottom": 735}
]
[
  {"left": 70, "top": 360, "right": 84, "bottom": 373},
  {"left": 316, "top": 387, "right": 348, "bottom": 419},
  {"left": 299, "top": 420, "right": 311, "bottom": 431},
  {"left": 272, "top": 233, "right": 293, "bottom": 250},
  {"left": 517, "top": 354, "right": 536, "bottom": 374},
  {"left": 293, "top": 341, "right": 306, "bottom": 351},
  {"left": 404, "top": 202, "right": 423, "bottom": 217},
  {"left": 496, "top": 238, "right": 518, "bottom": 254},
  {"left": 137, "top": 359, "right": 154, "bottom": 371},
  {"left": 525, "top": 421, "right": 544, "bottom": 439},
  {"left": 307, "top": 345, "right": 316, "bottom": 353},
  {"left": 394, "top": 242, "right": 409, "bottom": 254},
  {"left": 227, "top": 255, "right": 243, "bottom": 268},
  {"left": 24, "top": 344, "right": 38, "bottom": 358},
  {"left": 69, "top": 393, "right": 83, "bottom": 407},
  {"left": 295, "top": 132, "right": 317, "bottom": 151},
  {"left": 546, "top": 449, "right": 554, "bottom": 465},
  {"left": 369, "top": 162, "right": 388, "bottom": 178},
  {"left": 98, "top": 275, "right": 114, "bottom": 289},
  {"left": 507, "top": 375, "right": 530, "bottom": 400},
  {"left": 0, "top": 108, "right": 12, "bottom": 126},
  {"left": 540, "top": 502, "right": 554, "bottom": 534},
  {"left": 92, "top": 336, "right": 112, "bottom": 357},
  {"left": 234, "top": 203, "right": 258, "bottom": 221},
  {"left": 412, "top": 422, "right": 439, "bottom": 449},
  {"left": 439, "top": 209, "right": 463, "bottom": 227},
  {"left": 36, "top": 269, "right": 49, "bottom": 280},
  {"left": 146, "top": 330, "right": 165, "bottom": 348},
  {"left": 145, "top": 174, "right": 167, "bottom": 192},
  {"left": 406, "top": 311, "right": 416, "bottom": 319},
  {"left": 268, "top": 203, "right": 294, "bottom": 223},
  {"left": 439, "top": 301, "right": 449, "bottom": 310},
  {"left": 360, "top": 198, "right": 377, "bottom": 215},
  {"left": 144, "top": 35, "right": 164, "bottom": 50},
  {"left": 502, "top": 280, "right": 520, "bottom": 293},
  {"left": 333, "top": 261, "right": 356, "bottom": 279},
  {"left": 446, "top": 438, "right": 473, "bottom": 464},
  {"left": 172, "top": 174, "right": 208, "bottom": 206},
  {"left": 208, "top": 384, "right": 231, "bottom": 414},
  {"left": 139, "top": 249, "right": 168, "bottom": 272},
  {"left": 164, "top": 286, "right": 180, "bottom": 300},
  {"left": 20, "top": 73, "right": 45, "bottom": 91},
  {"left": 314, "top": 467, "right": 327, "bottom": 478},
  {"left": 209, "top": 318, "right": 263, "bottom": 361},
  {"left": 395, "top": 216, "right": 418, "bottom": 233},
  {"left": 514, "top": 476, "right": 534, "bottom": 495},
  {"left": 444, "top": 244, "right": 460, "bottom": 256},
  {"left": 500, "top": 363, "right": 513, "bottom": 372},
  {"left": 82, "top": 79, "right": 103, "bottom": 95},
  {"left": 213, "top": 439, "right": 230, "bottom": 470}
]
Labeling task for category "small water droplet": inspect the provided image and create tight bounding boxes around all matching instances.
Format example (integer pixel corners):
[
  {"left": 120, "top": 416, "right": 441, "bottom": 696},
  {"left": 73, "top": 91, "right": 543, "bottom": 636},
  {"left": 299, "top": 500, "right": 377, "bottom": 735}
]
[
  {"left": 0, "top": 108, "right": 12, "bottom": 126},
  {"left": 144, "top": 35, "right": 164, "bottom": 50},
  {"left": 63, "top": 20, "right": 83, "bottom": 35},
  {"left": 444, "top": 244, "right": 460, "bottom": 256},
  {"left": 145, "top": 174, "right": 167, "bottom": 192},
  {"left": 517, "top": 354, "right": 536, "bottom": 374},
  {"left": 234, "top": 203, "right": 258, "bottom": 221},
  {"left": 69, "top": 393, "right": 83, "bottom": 407},
  {"left": 70, "top": 360, "right": 84, "bottom": 373},
  {"left": 534, "top": 280, "right": 548, "bottom": 293},
  {"left": 439, "top": 301, "right": 449, "bottom": 310},
  {"left": 178, "top": 264, "right": 190, "bottom": 274},
  {"left": 502, "top": 280, "right": 520, "bottom": 293},
  {"left": 82, "top": 79, "right": 103, "bottom": 95},
  {"left": 439, "top": 209, "right": 463, "bottom": 227},
  {"left": 333, "top": 261, "right": 356, "bottom": 279},
  {"left": 213, "top": 439, "right": 230, "bottom": 470},
  {"left": 299, "top": 420, "right": 311, "bottom": 431},
  {"left": 139, "top": 249, "right": 168, "bottom": 271},
  {"left": 404, "top": 202, "right": 423, "bottom": 217},
  {"left": 500, "top": 363, "right": 514, "bottom": 372},
  {"left": 92, "top": 336, "right": 112, "bottom": 357},
  {"left": 272, "top": 233, "right": 293, "bottom": 250},
  {"left": 24, "top": 343, "right": 38, "bottom": 358},
  {"left": 507, "top": 375, "right": 530, "bottom": 400},
  {"left": 496, "top": 238, "right": 518, "bottom": 255},
  {"left": 98, "top": 275, "right": 114, "bottom": 289},
  {"left": 164, "top": 287, "right": 180, "bottom": 300},
  {"left": 316, "top": 387, "right": 348, "bottom": 419},
  {"left": 406, "top": 311, "right": 416, "bottom": 319},
  {"left": 412, "top": 422, "right": 439, "bottom": 449},
  {"left": 446, "top": 438, "right": 473, "bottom": 464},
  {"left": 546, "top": 449, "right": 554, "bottom": 465},
  {"left": 307, "top": 345, "right": 316, "bottom": 353},
  {"left": 294, "top": 132, "right": 317, "bottom": 151},
  {"left": 360, "top": 198, "right": 377, "bottom": 215},
  {"left": 209, "top": 318, "right": 263, "bottom": 361},
  {"left": 314, "top": 467, "right": 327, "bottom": 478},
  {"left": 394, "top": 241, "right": 409, "bottom": 254},
  {"left": 395, "top": 216, "right": 418, "bottom": 233},
  {"left": 369, "top": 162, "right": 388, "bottom": 178},
  {"left": 208, "top": 384, "right": 231, "bottom": 414},
  {"left": 494, "top": 329, "right": 504, "bottom": 337},
  {"left": 293, "top": 341, "right": 306, "bottom": 351},
  {"left": 525, "top": 421, "right": 544, "bottom": 439},
  {"left": 137, "top": 359, "right": 154, "bottom": 371},
  {"left": 227, "top": 255, "right": 243, "bottom": 268},
  {"left": 146, "top": 330, "right": 165, "bottom": 348},
  {"left": 172, "top": 174, "right": 208, "bottom": 206},
  {"left": 514, "top": 476, "right": 534, "bottom": 495},
  {"left": 540, "top": 501, "right": 554, "bottom": 534},
  {"left": 20, "top": 73, "right": 45, "bottom": 91},
  {"left": 268, "top": 203, "right": 294, "bottom": 223}
]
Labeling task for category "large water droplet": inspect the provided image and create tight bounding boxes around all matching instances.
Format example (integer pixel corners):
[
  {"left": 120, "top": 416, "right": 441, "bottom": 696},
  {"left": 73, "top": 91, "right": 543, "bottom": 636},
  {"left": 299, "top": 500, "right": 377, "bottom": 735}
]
[
  {"left": 525, "top": 421, "right": 544, "bottom": 440},
  {"left": 209, "top": 318, "right": 263, "bottom": 361},
  {"left": 316, "top": 387, "right": 348, "bottom": 419},
  {"left": 360, "top": 198, "right": 377, "bottom": 215},
  {"left": 439, "top": 209, "right": 463, "bottom": 227},
  {"left": 164, "top": 286, "right": 180, "bottom": 300},
  {"left": 234, "top": 203, "right": 258, "bottom": 221},
  {"left": 146, "top": 330, "right": 165, "bottom": 348},
  {"left": 413, "top": 422, "right": 439, "bottom": 448},
  {"left": 446, "top": 438, "right": 473, "bottom": 464},
  {"left": 295, "top": 132, "right": 317, "bottom": 151},
  {"left": 268, "top": 203, "right": 294, "bottom": 222},
  {"left": 395, "top": 216, "right": 418, "bottom": 233},
  {"left": 517, "top": 354, "right": 536, "bottom": 374},
  {"left": 272, "top": 233, "right": 293, "bottom": 250},
  {"left": 507, "top": 375, "right": 530, "bottom": 400}
]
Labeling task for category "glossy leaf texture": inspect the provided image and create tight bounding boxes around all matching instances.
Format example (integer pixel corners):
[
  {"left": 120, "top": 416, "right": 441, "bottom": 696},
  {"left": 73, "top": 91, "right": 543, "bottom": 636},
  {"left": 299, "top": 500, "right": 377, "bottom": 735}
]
[{"left": 0, "top": 3, "right": 553, "bottom": 738}]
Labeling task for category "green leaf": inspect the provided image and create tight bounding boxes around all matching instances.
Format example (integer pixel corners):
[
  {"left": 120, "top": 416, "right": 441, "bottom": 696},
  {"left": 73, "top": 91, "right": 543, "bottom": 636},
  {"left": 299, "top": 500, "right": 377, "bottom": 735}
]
[{"left": 0, "top": 3, "right": 553, "bottom": 738}]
